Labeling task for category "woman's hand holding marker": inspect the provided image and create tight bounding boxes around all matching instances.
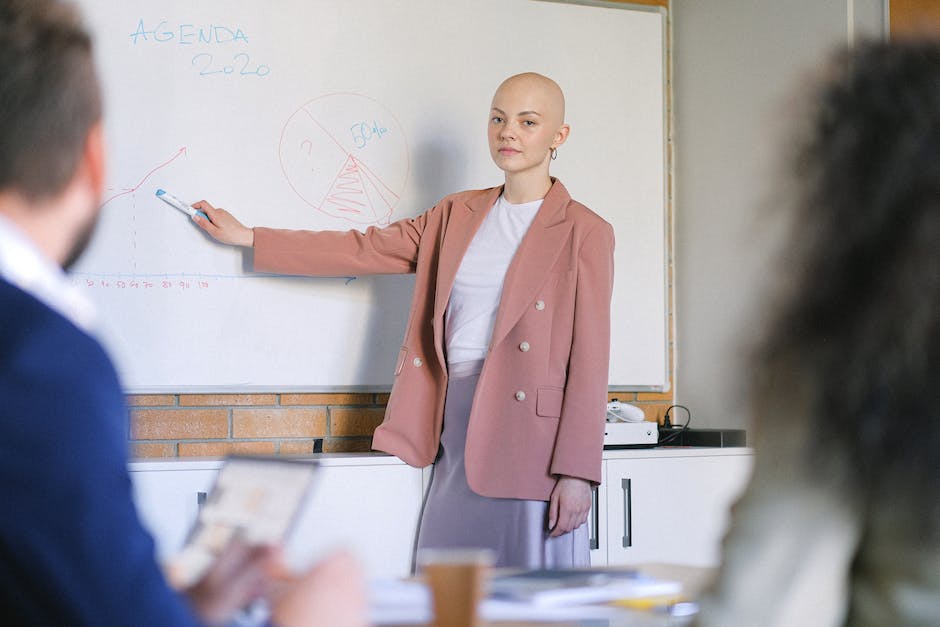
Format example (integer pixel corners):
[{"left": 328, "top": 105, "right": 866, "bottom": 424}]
[{"left": 191, "top": 200, "right": 255, "bottom": 247}]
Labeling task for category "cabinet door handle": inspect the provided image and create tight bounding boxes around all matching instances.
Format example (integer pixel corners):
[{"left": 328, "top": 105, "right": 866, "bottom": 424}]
[
  {"left": 621, "top": 478, "right": 632, "bottom": 548},
  {"left": 589, "top": 484, "right": 599, "bottom": 550},
  {"left": 197, "top": 491, "right": 208, "bottom": 508}
]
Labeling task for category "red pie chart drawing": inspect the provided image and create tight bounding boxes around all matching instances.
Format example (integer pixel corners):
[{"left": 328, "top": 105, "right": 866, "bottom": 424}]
[{"left": 279, "top": 93, "right": 410, "bottom": 226}]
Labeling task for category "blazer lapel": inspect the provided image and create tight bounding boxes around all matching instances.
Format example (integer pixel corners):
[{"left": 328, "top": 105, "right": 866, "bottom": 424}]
[
  {"left": 489, "top": 180, "right": 573, "bottom": 351},
  {"left": 432, "top": 186, "right": 502, "bottom": 322}
]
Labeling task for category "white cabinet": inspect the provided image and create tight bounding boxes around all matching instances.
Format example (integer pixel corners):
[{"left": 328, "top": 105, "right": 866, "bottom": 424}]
[
  {"left": 129, "top": 464, "right": 218, "bottom": 562},
  {"left": 129, "top": 449, "right": 752, "bottom": 577},
  {"left": 284, "top": 460, "right": 423, "bottom": 578},
  {"left": 129, "top": 455, "right": 424, "bottom": 579},
  {"left": 601, "top": 451, "right": 753, "bottom": 567}
]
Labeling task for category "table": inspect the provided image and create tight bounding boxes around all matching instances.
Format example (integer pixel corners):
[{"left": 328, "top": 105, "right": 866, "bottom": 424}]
[{"left": 375, "top": 564, "right": 715, "bottom": 627}]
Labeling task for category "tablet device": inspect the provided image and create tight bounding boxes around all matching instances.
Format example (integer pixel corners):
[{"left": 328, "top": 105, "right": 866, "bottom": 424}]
[{"left": 167, "top": 456, "right": 319, "bottom": 588}]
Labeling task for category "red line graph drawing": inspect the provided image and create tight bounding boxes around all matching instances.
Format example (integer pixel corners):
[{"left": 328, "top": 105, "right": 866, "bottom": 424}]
[
  {"left": 100, "top": 146, "right": 188, "bottom": 208},
  {"left": 279, "top": 94, "right": 409, "bottom": 226}
]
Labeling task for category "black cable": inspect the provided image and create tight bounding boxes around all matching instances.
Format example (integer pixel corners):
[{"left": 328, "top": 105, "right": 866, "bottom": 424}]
[{"left": 657, "top": 404, "right": 691, "bottom": 446}]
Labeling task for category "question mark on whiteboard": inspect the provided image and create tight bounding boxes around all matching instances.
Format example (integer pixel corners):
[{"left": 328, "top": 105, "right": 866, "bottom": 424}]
[{"left": 300, "top": 139, "right": 314, "bottom": 174}]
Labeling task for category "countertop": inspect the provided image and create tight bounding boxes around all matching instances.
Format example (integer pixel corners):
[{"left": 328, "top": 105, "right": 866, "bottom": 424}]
[{"left": 128, "top": 448, "right": 752, "bottom": 471}]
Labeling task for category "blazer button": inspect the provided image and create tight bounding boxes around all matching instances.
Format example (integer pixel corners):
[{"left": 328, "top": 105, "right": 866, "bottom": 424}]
[
  {"left": 534, "top": 300, "right": 545, "bottom": 311},
  {"left": 515, "top": 390, "right": 526, "bottom": 401},
  {"left": 413, "top": 357, "right": 423, "bottom": 367},
  {"left": 519, "top": 341, "right": 530, "bottom": 352}
]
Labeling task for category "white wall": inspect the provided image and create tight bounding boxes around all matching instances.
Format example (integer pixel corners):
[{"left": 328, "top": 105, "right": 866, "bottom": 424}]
[{"left": 672, "top": 0, "right": 886, "bottom": 429}]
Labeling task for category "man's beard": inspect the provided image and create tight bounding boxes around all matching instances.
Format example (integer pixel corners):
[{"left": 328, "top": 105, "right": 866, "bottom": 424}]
[{"left": 62, "top": 212, "right": 99, "bottom": 271}]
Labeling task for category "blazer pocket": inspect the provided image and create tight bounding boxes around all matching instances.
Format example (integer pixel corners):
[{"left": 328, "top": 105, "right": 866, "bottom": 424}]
[
  {"left": 536, "top": 386, "right": 564, "bottom": 418},
  {"left": 394, "top": 346, "right": 408, "bottom": 376}
]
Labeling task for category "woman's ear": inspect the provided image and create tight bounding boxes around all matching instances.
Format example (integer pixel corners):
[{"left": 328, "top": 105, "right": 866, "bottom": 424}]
[{"left": 553, "top": 123, "right": 571, "bottom": 149}]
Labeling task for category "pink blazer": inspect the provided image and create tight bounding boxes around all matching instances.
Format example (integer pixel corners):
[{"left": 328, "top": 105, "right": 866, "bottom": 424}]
[{"left": 254, "top": 179, "right": 614, "bottom": 501}]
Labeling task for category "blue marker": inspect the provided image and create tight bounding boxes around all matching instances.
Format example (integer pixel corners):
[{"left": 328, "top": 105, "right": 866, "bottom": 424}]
[{"left": 155, "top": 188, "right": 209, "bottom": 220}]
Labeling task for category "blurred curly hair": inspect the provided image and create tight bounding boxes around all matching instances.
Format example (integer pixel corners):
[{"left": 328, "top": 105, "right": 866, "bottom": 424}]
[{"left": 754, "top": 39, "right": 940, "bottom": 511}]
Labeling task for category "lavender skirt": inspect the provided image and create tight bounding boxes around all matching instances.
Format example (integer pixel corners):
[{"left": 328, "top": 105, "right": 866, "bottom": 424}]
[{"left": 415, "top": 360, "right": 590, "bottom": 570}]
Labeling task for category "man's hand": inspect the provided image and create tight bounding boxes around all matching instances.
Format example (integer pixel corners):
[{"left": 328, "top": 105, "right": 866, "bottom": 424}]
[
  {"left": 270, "top": 550, "right": 368, "bottom": 627},
  {"left": 182, "top": 541, "right": 279, "bottom": 626}
]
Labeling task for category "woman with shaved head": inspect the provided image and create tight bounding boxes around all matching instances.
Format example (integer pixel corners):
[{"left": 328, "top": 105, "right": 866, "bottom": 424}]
[{"left": 195, "top": 73, "right": 614, "bottom": 568}]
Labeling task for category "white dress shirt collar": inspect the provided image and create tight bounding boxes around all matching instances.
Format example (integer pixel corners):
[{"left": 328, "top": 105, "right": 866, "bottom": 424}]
[{"left": 0, "top": 213, "right": 97, "bottom": 333}]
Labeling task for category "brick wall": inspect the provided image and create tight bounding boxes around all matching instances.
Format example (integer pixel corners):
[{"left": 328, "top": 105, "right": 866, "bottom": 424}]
[
  {"left": 128, "top": 393, "right": 389, "bottom": 458},
  {"left": 126, "top": 389, "right": 672, "bottom": 458}
]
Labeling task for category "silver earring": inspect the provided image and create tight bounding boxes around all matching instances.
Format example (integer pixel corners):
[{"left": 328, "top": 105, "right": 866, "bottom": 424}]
[{"left": 550, "top": 147, "right": 558, "bottom": 160}]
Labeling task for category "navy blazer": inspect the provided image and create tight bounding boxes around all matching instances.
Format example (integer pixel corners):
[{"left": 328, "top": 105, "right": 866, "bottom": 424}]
[{"left": 0, "top": 278, "right": 200, "bottom": 625}]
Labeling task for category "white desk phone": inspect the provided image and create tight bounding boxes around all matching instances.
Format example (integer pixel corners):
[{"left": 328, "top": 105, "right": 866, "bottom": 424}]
[{"left": 604, "top": 400, "right": 658, "bottom": 447}]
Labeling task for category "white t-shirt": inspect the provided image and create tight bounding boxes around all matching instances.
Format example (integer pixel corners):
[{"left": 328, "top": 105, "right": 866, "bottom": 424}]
[{"left": 444, "top": 194, "right": 543, "bottom": 365}]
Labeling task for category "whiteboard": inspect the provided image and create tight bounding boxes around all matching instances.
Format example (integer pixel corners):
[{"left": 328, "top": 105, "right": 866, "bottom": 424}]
[{"left": 72, "top": 0, "right": 668, "bottom": 391}]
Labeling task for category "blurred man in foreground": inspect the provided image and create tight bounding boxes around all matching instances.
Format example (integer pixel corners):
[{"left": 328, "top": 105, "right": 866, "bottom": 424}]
[{"left": 0, "top": 1, "right": 365, "bottom": 624}]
